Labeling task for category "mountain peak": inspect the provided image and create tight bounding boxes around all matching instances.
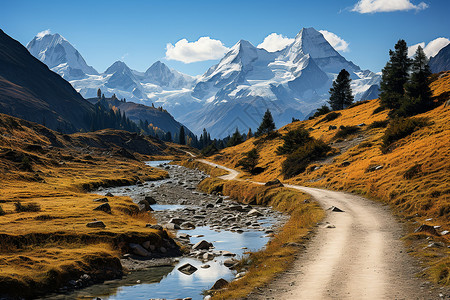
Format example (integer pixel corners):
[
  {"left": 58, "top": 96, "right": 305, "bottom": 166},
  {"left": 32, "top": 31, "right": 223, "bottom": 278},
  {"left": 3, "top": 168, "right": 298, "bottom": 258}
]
[
  {"left": 105, "top": 61, "right": 131, "bottom": 74},
  {"left": 289, "top": 27, "right": 339, "bottom": 59},
  {"left": 26, "top": 31, "right": 98, "bottom": 79}
]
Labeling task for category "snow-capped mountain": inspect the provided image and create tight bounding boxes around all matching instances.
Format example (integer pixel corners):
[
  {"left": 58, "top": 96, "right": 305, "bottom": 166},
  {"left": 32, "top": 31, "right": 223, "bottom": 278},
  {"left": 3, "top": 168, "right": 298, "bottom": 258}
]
[
  {"left": 27, "top": 28, "right": 380, "bottom": 138},
  {"left": 26, "top": 32, "right": 98, "bottom": 80},
  {"left": 176, "top": 27, "right": 380, "bottom": 137}
]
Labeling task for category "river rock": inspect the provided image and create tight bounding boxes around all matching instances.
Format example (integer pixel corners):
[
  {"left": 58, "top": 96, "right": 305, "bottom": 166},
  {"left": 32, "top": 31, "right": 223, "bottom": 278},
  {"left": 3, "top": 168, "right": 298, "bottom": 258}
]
[
  {"left": 248, "top": 209, "right": 263, "bottom": 217},
  {"left": 105, "top": 192, "right": 114, "bottom": 197},
  {"left": 146, "top": 224, "right": 163, "bottom": 230},
  {"left": 142, "top": 241, "right": 156, "bottom": 251},
  {"left": 193, "top": 240, "right": 213, "bottom": 250},
  {"left": 129, "top": 243, "right": 150, "bottom": 257},
  {"left": 202, "top": 252, "right": 214, "bottom": 261},
  {"left": 144, "top": 196, "right": 157, "bottom": 205},
  {"left": 86, "top": 221, "right": 106, "bottom": 228},
  {"left": 178, "top": 263, "right": 198, "bottom": 275},
  {"left": 169, "top": 218, "right": 186, "bottom": 225},
  {"left": 163, "top": 223, "right": 180, "bottom": 230},
  {"left": 201, "top": 264, "right": 210, "bottom": 268},
  {"left": 210, "top": 278, "right": 229, "bottom": 290},
  {"left": 223, "top": 258, "right": 238, "bottom": 268},
  {"left": 181, "top": 222, "right": 196, "bottom": 229},
  {"left": 221, "top": 251, "right": 236, "bottom": 257},
  {"left": 93, "top": 203, "right": 111, "bottom": 213}
]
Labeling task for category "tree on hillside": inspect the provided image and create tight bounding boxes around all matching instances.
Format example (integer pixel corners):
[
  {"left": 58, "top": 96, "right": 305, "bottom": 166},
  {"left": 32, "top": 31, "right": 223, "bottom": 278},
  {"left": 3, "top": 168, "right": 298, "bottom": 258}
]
[
  {"left": 276, "top": 127, "right": 313, "bottom": 155},
  {"left": 379, "top": 39, "right": 412, "bottom": 111},
  {"left": 255, "top": 109, "right": 276, "bottom": 137},
  {"left": 247, "top": 128, "right": 253, "bottom": 139},
  {"left": 227, "top": 128, "right": 244, "bottom": 147},
  {"left": 237, "top": 148, "right": 259, "bottom": 174},
  {"left": 400, "top": 46, "right": 433, "bottom": 116},
  {"left": 328, "top": 69, "right": 354, "bottom": 110},
  {"left": 179, "top": 126, "right": 186, "bottom": 145},
  {"left": 97, "top": 88, "right": 102, "bottom": 99}
]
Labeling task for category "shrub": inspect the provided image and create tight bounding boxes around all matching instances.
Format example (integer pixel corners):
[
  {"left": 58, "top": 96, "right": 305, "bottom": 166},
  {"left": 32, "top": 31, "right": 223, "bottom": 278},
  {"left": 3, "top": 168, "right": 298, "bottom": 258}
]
[
  {"left": 403, "top": 164, "right": 423, "bottom": 179},
  {"left": 368, "top": 120, "right": 389, "bottom": 129},
  {"left": 309, "top": 105, "right": 330, "bottom": 120},
  {"left": 381, "top": 117, "right": 429, "bottom": 153},
  {"left": 334, "top": 125, "right": 360, "bottom": 139},
  {"left": 281, "top": 140, "right": 331, "bottom": 179},
  {"left": 237, "top": 149, "right": 260, "bottom": 174},
  {"left": 0, "top": 205, "right": 5, "bottom": 216},
  {"left": 20, "top": 156, "right": 33, "bottom": 171},
  {"left": 276, "top": 127, "right": 313, "bottom": 155},
  {"left": 201, "top": 143, "right": 218, "bottom": 157},
  {"left": 14, "top": 201, "right": 41, "bottom": 213},
  {"left": 322, "top": 112, "right": 341, "bottom": 122}
]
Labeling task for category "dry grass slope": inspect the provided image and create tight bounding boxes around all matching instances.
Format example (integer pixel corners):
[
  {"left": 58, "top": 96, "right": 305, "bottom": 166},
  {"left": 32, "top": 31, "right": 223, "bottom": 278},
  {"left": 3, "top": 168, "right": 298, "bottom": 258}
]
[{"left": 206, "top": 71, "right": 450, "bottom": 286}]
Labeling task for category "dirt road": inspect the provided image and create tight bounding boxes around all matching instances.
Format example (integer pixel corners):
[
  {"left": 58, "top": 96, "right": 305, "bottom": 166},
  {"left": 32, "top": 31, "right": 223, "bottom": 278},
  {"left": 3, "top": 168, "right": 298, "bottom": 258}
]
[{"left": 197, "top": 159, "right": 448, "bottom": 299}]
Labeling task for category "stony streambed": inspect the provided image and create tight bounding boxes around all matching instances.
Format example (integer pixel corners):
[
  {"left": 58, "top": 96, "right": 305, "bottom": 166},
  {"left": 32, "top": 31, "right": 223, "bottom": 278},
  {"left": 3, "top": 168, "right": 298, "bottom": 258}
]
[{"left": 43, "top": 161, "right": 287, "bottom": 300}]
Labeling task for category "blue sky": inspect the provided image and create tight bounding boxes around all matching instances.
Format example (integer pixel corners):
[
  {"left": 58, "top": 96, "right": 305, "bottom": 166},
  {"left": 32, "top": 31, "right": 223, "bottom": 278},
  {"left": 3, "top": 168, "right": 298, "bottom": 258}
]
[{"left": 1, "top": 0, "right": 449, "bottom": 76}]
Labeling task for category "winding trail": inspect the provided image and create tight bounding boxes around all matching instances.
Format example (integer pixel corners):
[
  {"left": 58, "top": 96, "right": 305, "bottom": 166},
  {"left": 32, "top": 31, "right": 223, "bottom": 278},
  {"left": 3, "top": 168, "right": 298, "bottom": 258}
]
[{"left": 195, "top": 158, "right": 447, "bottom": 299}]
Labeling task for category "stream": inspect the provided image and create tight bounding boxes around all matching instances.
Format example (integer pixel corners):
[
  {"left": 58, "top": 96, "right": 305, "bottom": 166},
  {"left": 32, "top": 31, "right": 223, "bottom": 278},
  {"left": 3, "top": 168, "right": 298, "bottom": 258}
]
[{"left": 42, "top": 161, "right": 287, "bottom": 300}]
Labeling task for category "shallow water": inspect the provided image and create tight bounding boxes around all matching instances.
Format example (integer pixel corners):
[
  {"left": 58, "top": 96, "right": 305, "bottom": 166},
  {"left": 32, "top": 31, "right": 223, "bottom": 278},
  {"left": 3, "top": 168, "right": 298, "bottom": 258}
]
[{"left": 42, "top": 161, "right": 280, "bottom": 300}]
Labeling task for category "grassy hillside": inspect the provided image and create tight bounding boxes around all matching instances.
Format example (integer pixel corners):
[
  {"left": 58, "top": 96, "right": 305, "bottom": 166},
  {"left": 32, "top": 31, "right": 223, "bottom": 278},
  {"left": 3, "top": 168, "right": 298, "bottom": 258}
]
[
  {"left": 0, "top": 113, "right": 189, "bottom": 298},
  {"left": 206, "top": 71, "right": 450, "bottom": 284}
]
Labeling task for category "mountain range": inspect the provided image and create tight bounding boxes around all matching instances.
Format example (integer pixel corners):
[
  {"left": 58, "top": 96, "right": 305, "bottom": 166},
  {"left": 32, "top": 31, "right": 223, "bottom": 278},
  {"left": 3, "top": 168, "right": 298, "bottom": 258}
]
[
  {"left": 27, "top": 28, "right": 383, "bottom": 138},
  {"left": 429, "top": 43, "right": 450, "bottom": 74}
]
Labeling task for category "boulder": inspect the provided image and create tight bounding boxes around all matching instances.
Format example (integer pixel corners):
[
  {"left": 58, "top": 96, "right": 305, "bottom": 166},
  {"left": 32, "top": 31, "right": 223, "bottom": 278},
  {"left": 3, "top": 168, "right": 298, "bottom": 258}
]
[
  {"left": 86, "top": 221, "right": 106, "bottom": 228},
  {"left": 221, "top": 251, "right": 236, "bottom": 257},
  {"left": 178, "top": 263, "right": 198, "bottom": 275},
  {"left": 144, "top": 196, "right": 157, "bottom": 205},
  {"left": 202, "top": 252, "right": 214, "bottom": 261},
  {"left": 180, "top": 222, "right": 196, "bottom": 229},
  {"left": 146, "top": 224, "right": 163, "bottom": 230},
  {"left": 265, "top": 178, "right": 284, "bottom": 187},
  {"left": 201, "top": 264, "right": 210, "bottom": 269},
  {"left": 93, "top": 197, "right": 108, "bottom": 202},
  {"left": 129, "top": 243, "right": 150, "bottom": 257},
  {"left": 93, "top": 203, "right": 111, "bottom": 213},
  {"left": 137, "top": 199, "right": 151, "bottom": 212},
  {"left": 415, "top": 224, "right": 439, "bottom": 236},
  {"left": 193, "top": 240, "right": 213, "bottom": 250},
  {"left": 163, "top": 223, "right": 180, "bottom": 230},
  {"left": 105, "top": 192, "right": 114, "bottom": 197},
  {"left": 210, "top": 278, "right": 229, "bottom": 290},
  {"left": 328, "top": 206, "right": 344, "bottom": 212}
]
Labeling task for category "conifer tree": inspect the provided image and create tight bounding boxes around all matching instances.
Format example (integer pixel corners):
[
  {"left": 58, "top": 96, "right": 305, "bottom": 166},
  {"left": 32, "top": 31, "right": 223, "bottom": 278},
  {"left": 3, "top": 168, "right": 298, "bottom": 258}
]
[
  {"left": 401, "top": 45, "right": 433, "bottom": 116},
  {"left": 379, "top": 39, "right": 412, "bottom": 111},
  {"left": 97, "top": 88, "right": 102, "bottom": 99},
  {"left": 247, "top": 128, "right": 253, "bottom": 139},
  {"left": 179, "top": 126, "right": 186, "bottom": 145},
  {"left": 256, "top": 109, "right": 275, "bottom": 137},
  {"left": 237, "top": 148, "right": 259, "bottom": 174},
  {"left": 227, "top": 128, "right": 244, "bottom": 147},
  {"left": 328, "top": 69, "right": 353, "bottom": 110}
]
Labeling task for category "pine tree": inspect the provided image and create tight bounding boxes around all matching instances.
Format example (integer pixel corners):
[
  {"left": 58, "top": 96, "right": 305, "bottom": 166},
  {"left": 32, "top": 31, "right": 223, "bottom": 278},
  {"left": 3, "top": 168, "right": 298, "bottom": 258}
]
[
  {"left": 379, "top": 39, "right": 412, "bottom": 111},
  {"left": 179, "top": 126, "right": 186, "bottom": 145},
  {"left": 227, "top": 128, "right": 244, "bottom": 147},
  {"left": 97, "top": 88, "right": 102, "bottom": 99},
  {"left": 256, "top": 109, "right": 276, "bottom": 137},
  {"left": 400, "top": 46, "right": 433, "bottom": 116},
  {"left": 328, "top": 69, "right": 354, "bottom": 110}
]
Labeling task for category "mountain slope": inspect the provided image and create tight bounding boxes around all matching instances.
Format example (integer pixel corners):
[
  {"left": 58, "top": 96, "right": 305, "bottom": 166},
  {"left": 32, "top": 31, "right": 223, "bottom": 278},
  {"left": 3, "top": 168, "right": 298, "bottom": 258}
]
[
  {"left": 27, "top": 32, "right": 98, "bottom": 80},
  {"left": 429, "top": 44, "right": 450, "bottom": 73},
  {"left": 0, "top": 29, "right": 94, "bottom": 132}
]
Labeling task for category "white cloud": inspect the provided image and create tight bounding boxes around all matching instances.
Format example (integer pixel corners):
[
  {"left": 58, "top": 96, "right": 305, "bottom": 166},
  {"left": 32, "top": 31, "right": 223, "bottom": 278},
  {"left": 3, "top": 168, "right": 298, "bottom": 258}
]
[
  {"left": 408, "top": 37, "right": 450, "bottom": 58},
  {"left": 257, "top": 33, "right": 294, "bottom": 52},
  {"left": 319, "top": 30, "right": 350, "bottom": 52},
  {"left": 352, "top": 0, "right": 429, "bottom": 13},
  {"left": 36, "top": 29, "right": 51, "bottom": 39},
  {"left": 165, "top": 37, "right": 229, "bottom": 63}
]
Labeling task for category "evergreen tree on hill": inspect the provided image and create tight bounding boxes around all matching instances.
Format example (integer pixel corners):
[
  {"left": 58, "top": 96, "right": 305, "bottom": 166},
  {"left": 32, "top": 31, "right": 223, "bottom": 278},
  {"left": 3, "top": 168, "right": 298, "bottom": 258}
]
[
  {"left": 256, "top": 109, "right": 275, "bottom": 137},
  {"left": 400, "top": 45, "right": 433, "bottom": 116},
  {"left": 328, "top": 69, "right": 354, "bottom": 110},
  {"left": 379, "top": 39, "right": 412, "bottom": 111},
  {"left": 179, "top": 126, "right": 186, "bottom": 145},
  {"left": 227, "top": 128, "right": 244, "bottom": 147}
]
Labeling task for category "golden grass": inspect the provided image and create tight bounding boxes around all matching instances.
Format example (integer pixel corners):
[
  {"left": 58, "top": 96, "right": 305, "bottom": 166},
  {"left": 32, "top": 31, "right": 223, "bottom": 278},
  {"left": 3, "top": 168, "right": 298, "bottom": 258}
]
[
  {"left": 195, "top": 177, "right": 324, "bottom": 299},
  {"left": 204, "top": 71, "right": 450, "bottom": 286},
  {"left": 0, "top": 114, "right": 189, "bottom": 297},
  {"left": 176, "top": 159, "right": 229, "bottom": 177}
]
